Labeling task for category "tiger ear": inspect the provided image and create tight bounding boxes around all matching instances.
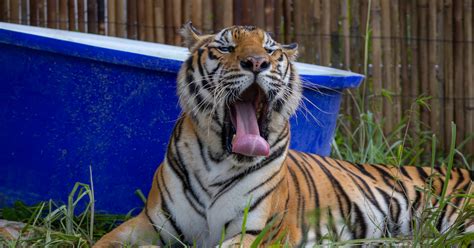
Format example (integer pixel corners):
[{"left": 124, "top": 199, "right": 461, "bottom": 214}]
[
  {"left": 282, "top": 43, "right": 298, "bottom": 60},
  {"left": 180, "top": 21, "right": 203, "bottom": 50}
]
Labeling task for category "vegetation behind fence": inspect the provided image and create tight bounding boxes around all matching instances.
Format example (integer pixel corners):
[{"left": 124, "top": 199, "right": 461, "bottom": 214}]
[{"left": 1, "top": 0, "right": 472, "bottom": 158}]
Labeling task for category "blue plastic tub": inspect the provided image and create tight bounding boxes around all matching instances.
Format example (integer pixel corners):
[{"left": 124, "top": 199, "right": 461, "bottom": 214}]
[{"left": 0, "top": 23, "right": 363, "bottom": 213}]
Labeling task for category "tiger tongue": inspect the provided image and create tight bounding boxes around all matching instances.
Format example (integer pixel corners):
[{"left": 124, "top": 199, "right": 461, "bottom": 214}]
[{"left": 231, "top": 101, "right": 270, "bottom": 157}]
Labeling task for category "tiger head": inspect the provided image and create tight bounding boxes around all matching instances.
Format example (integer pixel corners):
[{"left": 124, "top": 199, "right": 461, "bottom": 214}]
[{"left": 178, "top": 23, "right": 302, "bottom": 161}]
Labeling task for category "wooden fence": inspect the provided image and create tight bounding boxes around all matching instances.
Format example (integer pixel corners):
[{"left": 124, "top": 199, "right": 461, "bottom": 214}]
[{"left": 0, "top": 0, "right": 473, "bottom": 157}]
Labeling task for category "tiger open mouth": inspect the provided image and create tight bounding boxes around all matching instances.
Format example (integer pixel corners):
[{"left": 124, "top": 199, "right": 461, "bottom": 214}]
[{"left": 227, "top": 84, "right": 270, "bottom": 157}]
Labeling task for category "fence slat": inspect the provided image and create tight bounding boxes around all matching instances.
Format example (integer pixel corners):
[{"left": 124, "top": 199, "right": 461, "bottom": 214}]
[
  {"left": 116, "top": 0, "right": 127, "bottom": 37},
  {"left": 191, "top": 0, "right": 202, "bottom": 30},
  {"left": 58, "top": 0, "right": 68, "bottom": 30},
  {"left": 371, "top": 0, "right": 382, "bottom": 121},
  {"left": 154, "top": 0, "right": 165, "bottom": 43},
  {"left": 464, "top": 0, "right": 473, "bottom": 154},
  {"left": 454, "top": 0, "right": 465, "bottom": 145},
  {"left": 444, "top": 0, "right": 454, "bottom": 147},
  {"left": 11, "top": 0, "right": 19, "bottom": 23},
  {"left": 145, "top": 0, "right": 154, "bottom": 41},
  {"left": 320, "top": 0, "right": 330, "bottom": 66}
]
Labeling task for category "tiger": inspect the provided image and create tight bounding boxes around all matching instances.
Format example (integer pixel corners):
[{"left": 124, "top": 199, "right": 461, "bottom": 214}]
[{"left": 94, "top": 23, "right": 473, "bottom": 247}]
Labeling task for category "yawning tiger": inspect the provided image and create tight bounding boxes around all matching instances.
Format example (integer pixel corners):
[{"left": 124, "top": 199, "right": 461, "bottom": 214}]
[{"left": 94, "top": 23, "right": 473, "bottom": 247}]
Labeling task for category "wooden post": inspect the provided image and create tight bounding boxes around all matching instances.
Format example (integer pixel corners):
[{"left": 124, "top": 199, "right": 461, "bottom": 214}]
[
  {"left": 464, "top": 0, "right": 473, "bottom": 155},
  {"left": 153, "top": 0, "right": 165, "bottom": 43},
  {"left": 293, "top": 0, "right": 303, "bottom": 59}
]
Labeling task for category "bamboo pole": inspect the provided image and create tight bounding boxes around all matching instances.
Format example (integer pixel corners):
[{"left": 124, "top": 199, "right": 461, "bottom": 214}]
[
  {"left": 380, "top": 0, "right": 393, "bottom": 133},
  {"left": 11, "top": 0, "right": 19, "bottom": 23},
  {"left": 213, "top": 0, "right": 224, "bottom": 30},
  {"left": 453, "top": 0, "right": 464, "bottom": 145},
  {"left": 274, "top": 0, "right": 283, "bottom": 42},
  {"left": 254, "top": 0, "right": 264, "bottom": 28},
  {"left": 293, "top": 0, "right": 303, "bottom": 58},
  {"left": 137, "top": 0, "right": 146, "bottom": 40},
  {"left": 68, "top": 0, "right": 75, "bottom": 30},
  {"left": 116, "top": 0, "right": 126, "bottom": 37},
  {"left": 312, "top": 0, "right": 321, "bottom": 65},
  {"left": 202, "top": 0, "right": 213, "bottom": 33},
  {"left": 30, "top": 0, "right": 38, "bottom": 25},
  {"left": 191, "top": 0, "right": 202, "bottom": 29},
  {"left": 443, "top": 0, "right": 454, "bottom": 148},
  {"left": 20, "top": 0, "right": 27, "bottom": 24},
  {"left": 321, "top": 0, "right": 330, "bottom": 66},
  {"left": 371, "top": 0, "right": 382, "bottom": 121},
  {"left": 47, "top": 0, "right": 57, "bottom": 28},
  {"left": 127, "top": 0, "right": 137, "bottom": 39},
  {"left": 283, "top": 0, "right": 291, "bottom": 43},
  {"left": 427, "top": 0, "right": 441, "bottom": 145},
  {"left": 400, "top": 0, "right": 410, "bottom": 115},
  {"left": 77, "top": 0, "right": 85, "bottom": 32},
  {"left": 107, "top": 0, "right": 116, "bottom": 36},
  {"left": 145, "top": 0, "right": 154, "bottom": 41},
  {"left": 391, "top": 0, "right": 401, "bottom": 133},
  {"left": 87, "top": 0, "right": 98, "bottom": 33},
  {"left": 418, "top": 0, "right": 429, "bottom": 130},
  {"left": 264, "top": 0, "right": 274, "bottom": 34},
  {"left": 183, "top": 0, "right": 191, "bottom": 25},
  {"left": 464, "top": 0, "right": 473, "bottom": 155},
  {"left": 0, "top": 0, "right": 8, "bottom": 22},
  {"left": 172, "top": 0, "right": 181, "bottom": 44},
  {"left": 341, "top": 0, "right": 350, "bottom": 69},
  {"left": 58, "top": 0, "right": 68, "bottom": 30},
  {"left": 330, "top": 0, "right": 340, "bottom": 67},
  {"left": 154, "top": 0, "right": 165, "bottom": 43}
]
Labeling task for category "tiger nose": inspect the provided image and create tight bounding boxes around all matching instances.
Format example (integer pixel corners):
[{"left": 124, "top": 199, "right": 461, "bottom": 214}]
[{"left": 240, "top": 56, "right": 270, "bottom": 73}]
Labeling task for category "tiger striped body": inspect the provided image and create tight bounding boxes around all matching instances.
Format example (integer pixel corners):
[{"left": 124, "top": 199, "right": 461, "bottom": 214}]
[{"left": 95, "top": 24, "right": 473, "bottom": 247}]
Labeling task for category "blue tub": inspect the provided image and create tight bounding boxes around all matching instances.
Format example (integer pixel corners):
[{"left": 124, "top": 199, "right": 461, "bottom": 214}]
[{"left": 0, "top": 23, "right": 363, "bottom": 213}]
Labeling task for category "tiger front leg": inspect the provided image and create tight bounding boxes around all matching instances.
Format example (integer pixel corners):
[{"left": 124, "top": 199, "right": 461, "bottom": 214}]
[
  {"left": 93, "top": 211, "right": 160, "bottom": 247},
  {"left": 219, "top": 233, "right": 257, "bottom": 248}
]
